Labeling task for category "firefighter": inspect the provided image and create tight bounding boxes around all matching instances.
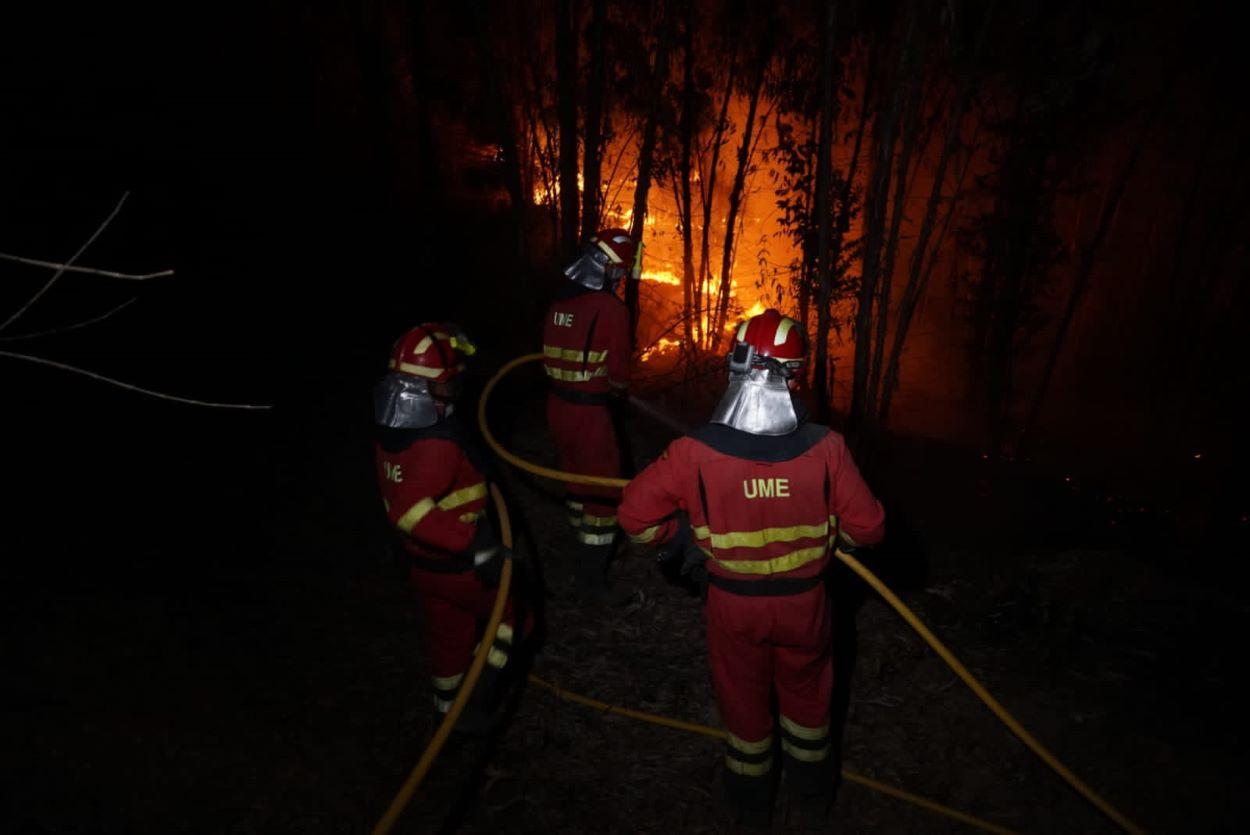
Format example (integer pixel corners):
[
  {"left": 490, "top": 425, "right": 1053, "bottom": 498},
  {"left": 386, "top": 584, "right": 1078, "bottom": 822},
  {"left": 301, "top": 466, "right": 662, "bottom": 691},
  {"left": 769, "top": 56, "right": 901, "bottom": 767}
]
[
  {"left": 373, "top": 322, "right": 525, "bottom": 733},
  {"left": 543, "top": 227, "right": 641, "bottom": 598},
  {"left": 617, "top": 309, "right": 885, "bottom": 826}
]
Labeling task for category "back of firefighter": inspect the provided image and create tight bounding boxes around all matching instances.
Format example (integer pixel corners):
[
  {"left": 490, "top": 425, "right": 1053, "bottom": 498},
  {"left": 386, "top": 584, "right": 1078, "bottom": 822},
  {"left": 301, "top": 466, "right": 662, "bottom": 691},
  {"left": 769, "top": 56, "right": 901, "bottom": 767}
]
[
  {"left": 543, "top": 227, "right": 639, "bottom": 596},
  {"left": 373, "top": 322, "right": 525, "bottom": 733},
  {"left": 617, "top": 309, "right": 885, "bottom": 826}
]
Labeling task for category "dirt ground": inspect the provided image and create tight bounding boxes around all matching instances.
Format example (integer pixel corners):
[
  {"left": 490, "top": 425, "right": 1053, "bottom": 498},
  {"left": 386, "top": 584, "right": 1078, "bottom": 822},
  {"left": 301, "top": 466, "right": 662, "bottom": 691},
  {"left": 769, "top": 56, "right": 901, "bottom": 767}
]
[{"left": 3, "top": 379, "right": 1246, "bottom": 834}]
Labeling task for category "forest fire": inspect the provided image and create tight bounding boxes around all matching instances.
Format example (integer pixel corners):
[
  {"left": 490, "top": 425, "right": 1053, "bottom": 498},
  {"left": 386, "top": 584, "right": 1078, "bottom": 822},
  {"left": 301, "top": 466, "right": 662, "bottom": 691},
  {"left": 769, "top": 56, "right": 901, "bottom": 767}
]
[{"left": 8, "top": 2, "right": 1248, "bottom": 834}]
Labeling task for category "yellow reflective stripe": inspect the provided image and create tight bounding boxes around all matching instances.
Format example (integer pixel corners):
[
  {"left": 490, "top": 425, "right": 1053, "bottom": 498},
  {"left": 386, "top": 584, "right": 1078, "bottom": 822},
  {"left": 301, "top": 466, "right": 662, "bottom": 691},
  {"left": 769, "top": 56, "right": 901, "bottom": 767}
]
[
  {"left": 578, "top": 530, "right": 615, "bottom": 545},
  {"left": 433, "top": 695, "right": 454, "bottom": 713},
  {"left": 596, "top": 238, "right": 624, "bottom": 263},
  {"left": 389, "top": 359, "right": 464, "bottom": 378},
  {"left": 432, "top": 672, "right": 464, "bottom": 690},
  {"left": 582, "top": 514, "right": 617, "bottom": 527},
  {"left": 779, "top": 715, "right": 829, "bottom": 741},
  {"left": 438, "top": 482, "right": 487, "bottom": 510},
  {"left": 412, "top": 331, "right": 451, "bottom": 354},
  {"left": 782, "top": 740, "right": 831, "bottom": 762},
  {"left": 495, "top": 622, "right": 514, "bottom": 644},
  {"left": 724, "top": 755, "right": 772, "bottom": 776},
  {"left": 544, "top": 365, "right": 609, "bottom": 382},
  {"left": 692, "top": 521, "right": 829, "bottom": 550},
  {"left": 727, "top": 733, "right": 773, "bottom": 756},
  {"left": 543, "top": 345, "right": 609, "bottom": 363},
  {"left": 396, "top": 498, "right": 436, "bottom": 533},
  {"left": 711, "top": 545, "right": 827, "bottom": 575},
  {"left": 459, "top": 510, "right": 484, "bottom": 523},
  {"left": 486, "top": 646, "right": 509, "bottom": 669},
  {"left": 565, "top": 500, "right": 584, "bottom": 511},
  {"left": 629, "top": 523, "right": 663, "bottom": 544}
]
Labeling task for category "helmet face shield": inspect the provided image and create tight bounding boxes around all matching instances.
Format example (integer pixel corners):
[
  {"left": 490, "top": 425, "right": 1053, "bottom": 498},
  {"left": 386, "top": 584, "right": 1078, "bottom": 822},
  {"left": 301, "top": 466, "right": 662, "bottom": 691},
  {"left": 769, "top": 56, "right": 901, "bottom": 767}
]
[
  {"left": 374, "top": 372, "right": 441, "bottom": 429},
  {"left": 711, "top": 365, "right": 800, "bottom": 436},
  {"left": 563, "top": 246, "right": 611, "bottom": 290}
]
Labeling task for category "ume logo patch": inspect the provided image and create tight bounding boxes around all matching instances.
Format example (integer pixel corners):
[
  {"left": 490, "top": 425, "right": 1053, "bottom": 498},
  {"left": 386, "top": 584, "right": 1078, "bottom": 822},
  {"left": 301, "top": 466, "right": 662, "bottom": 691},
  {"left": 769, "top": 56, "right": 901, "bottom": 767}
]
[
  {"left": 553, "top": 311, "right": 576, "bottom": 327},
  {"left": 743, "top": 478, "right": 790, "bottom": 499}
]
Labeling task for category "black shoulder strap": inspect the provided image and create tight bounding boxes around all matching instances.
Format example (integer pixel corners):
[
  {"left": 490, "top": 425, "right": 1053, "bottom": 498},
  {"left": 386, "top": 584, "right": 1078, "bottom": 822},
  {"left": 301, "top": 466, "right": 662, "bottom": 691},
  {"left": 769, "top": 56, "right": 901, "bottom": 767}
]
[{"left": 581, "top": 311, "right": 600, "bottom": 373}]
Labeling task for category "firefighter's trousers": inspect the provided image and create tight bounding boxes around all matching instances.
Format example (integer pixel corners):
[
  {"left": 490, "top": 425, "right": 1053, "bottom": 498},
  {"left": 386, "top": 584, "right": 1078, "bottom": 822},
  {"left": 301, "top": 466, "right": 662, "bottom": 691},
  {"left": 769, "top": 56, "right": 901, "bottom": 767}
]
[
  {"left": 546, "top": 394, "right": 622, "bottom": 583},
  {"left": 706, "top": 582, "right": 835, "bottom": 810},
  {"left": 411, "top": 565, "right": 528, "bottom": 716}
]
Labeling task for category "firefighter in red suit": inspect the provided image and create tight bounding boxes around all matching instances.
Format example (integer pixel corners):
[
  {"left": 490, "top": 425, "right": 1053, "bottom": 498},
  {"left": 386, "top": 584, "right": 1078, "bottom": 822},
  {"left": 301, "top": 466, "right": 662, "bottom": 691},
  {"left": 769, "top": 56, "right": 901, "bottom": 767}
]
[
  {"left": 543, "top": 228, "right": 640, "bottom": 596},
  {"left": 373, "top": 322, "right": 525, "bottom": 732},
  {"left": 617, "top": 309, "right": 885, "bottom": 825}
]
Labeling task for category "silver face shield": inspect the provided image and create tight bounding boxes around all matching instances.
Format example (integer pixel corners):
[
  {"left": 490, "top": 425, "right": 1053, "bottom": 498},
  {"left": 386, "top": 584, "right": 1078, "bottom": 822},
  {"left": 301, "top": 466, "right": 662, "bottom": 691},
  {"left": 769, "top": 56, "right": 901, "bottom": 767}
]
[
  {"left": 374, "top": 372, "right": 442, "bottom": 429},
  {"left": 710, "top": 366, "right": 800, "bottom": 435},
  {"left": 563, "top": 246, "right": 613, "bottom": 290}
]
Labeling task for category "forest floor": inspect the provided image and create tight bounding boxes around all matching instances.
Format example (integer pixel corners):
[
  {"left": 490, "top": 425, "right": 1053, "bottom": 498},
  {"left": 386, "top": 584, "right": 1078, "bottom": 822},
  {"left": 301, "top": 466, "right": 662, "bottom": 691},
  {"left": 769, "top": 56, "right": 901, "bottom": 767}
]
[{"left": 3, "top": 378, "right": 1247, "bottom": 834}]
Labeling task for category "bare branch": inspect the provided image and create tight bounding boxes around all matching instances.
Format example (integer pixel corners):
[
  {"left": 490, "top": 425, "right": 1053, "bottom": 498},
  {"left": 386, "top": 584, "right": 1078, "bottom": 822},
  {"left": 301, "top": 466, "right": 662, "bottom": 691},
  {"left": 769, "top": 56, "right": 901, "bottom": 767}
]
[
  {"left": 0, "top": 252, "right": 173, "bottom": 280},
  {"left": 1, "top": 350, "right": 272, "bottom": 410},
  {"left": 0, "top": 298, "right": 137, "bottom": 342},
  {"left": 0, "top": 192, "right": 130, "bottom": 333}
]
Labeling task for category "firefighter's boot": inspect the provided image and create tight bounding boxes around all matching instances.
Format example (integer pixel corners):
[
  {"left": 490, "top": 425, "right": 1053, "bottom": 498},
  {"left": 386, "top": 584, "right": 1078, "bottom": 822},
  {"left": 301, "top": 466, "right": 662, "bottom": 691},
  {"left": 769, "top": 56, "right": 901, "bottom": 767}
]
[{"left": 575, "top": 542, "right": 612, "bottom": 595}]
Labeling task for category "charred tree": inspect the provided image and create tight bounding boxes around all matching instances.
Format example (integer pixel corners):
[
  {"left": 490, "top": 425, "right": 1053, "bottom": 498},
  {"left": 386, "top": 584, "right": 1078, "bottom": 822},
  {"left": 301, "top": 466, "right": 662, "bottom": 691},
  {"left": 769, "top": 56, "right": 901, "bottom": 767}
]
[
  {"left": 581, "top": 0, "right": 607, "bottom": 241},
  {"left": 626, "top": 0, "right": 676, "bottom": 343},
  {"left": 811, "top": 0, "right": 839, "bottom": 422},
  {"left": 712, "top": 16, "right": 774, "bottom": 349},
  {"left": 678, "top": 0, "right": 697, "bottom": 351},
  {"left": 555, "top": 0, "right": 580, "bottom": 258},
  {"left": 849, "top": 6, "right": 918, "bottom": 434},
  {"left": 697, "top": 49, "right": 738, "bottom": 349},
  {"left": 877, "top": 5, "right": 993, "bottom": 427}
]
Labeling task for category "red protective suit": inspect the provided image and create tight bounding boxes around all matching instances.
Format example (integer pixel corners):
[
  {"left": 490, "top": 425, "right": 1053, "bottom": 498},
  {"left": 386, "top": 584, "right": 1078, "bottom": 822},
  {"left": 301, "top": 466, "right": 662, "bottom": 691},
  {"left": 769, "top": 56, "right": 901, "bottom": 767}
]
[
  {"left": 618, "top": 420, "right": 884, "bottom": 813},
  {"left": 542, "top": 285, "right": 631, "bottom": 563},
  {"left": 375, "top": 419, "right": 523, "bottom": 715}
]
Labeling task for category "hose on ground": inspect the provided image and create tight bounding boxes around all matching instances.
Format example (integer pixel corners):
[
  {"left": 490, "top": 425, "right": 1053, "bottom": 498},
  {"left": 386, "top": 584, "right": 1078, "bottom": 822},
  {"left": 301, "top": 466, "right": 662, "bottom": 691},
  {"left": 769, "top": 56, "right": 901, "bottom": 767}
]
[{"left": 478, "top": 352, "right": 1143, "bottom": 835}]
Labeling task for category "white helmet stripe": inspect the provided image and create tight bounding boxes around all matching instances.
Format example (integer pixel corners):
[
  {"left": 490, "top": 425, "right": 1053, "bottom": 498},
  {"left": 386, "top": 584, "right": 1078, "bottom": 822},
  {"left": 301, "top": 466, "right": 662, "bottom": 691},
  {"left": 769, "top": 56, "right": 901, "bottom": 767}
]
[
  {"left": 596, "top": 239, "right": 624, "bottom": 263},
  {"left": 774, "top": 318, "right": 797, "bottom": 346}
]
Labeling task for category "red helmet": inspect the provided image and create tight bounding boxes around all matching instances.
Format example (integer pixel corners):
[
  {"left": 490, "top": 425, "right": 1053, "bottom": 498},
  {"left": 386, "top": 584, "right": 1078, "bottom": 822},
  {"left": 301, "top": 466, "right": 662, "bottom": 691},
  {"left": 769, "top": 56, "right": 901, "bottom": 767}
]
[
  {"left": 729, "top": 308, "right": 806, "bottom": 377},
  {"left": 387, "top": 322, "right": 477, "bottom": 384},
  {"left": 592, "top": 227, "right": 642, "bottom": 282}
]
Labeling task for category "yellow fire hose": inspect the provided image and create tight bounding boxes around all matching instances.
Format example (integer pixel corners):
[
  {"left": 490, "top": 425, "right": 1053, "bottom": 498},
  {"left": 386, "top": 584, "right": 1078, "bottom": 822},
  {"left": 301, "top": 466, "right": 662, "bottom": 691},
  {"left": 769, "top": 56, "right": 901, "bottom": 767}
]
[{"left": 473, "top": 352, "right": 1144, "bottom": 834}]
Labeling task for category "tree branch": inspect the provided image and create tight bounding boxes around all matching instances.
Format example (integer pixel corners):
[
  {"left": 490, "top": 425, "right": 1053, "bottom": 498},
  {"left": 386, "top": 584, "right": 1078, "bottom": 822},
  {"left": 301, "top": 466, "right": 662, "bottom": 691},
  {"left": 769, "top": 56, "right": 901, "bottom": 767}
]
[
  {"left": 0, "top": 192, "right": 130, "bottom": 333},
  {"left": 0, "top": 298, "right": 137, "bottom": 342},
  {"left": 1, "top": 350, "right": 272, "bottom": 410},
  {"left": 0, "top": 252, "right": 173, "bottom": 280}
]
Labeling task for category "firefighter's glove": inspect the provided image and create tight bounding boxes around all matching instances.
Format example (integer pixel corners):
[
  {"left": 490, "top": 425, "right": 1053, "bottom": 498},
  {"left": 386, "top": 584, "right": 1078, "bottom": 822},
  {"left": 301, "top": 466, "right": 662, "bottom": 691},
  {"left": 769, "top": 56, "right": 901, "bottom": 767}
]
[
  {"left": 473, "top": 546, "right": 513, "bottom": 587},
  {"left": 655, "top": 515, "right": 693, "bottom": 564},
  {"left": 834, "top": 530, "right": 861, "bottom": 558}
]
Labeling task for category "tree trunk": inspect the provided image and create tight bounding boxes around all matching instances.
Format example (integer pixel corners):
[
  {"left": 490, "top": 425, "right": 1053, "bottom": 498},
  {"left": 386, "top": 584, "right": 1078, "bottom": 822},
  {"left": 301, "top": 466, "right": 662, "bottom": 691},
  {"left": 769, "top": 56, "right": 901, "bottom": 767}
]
[
  {"left": 626, "top": 0, "right": 676, "bottom": 343},
  {"left": 697, "top": 55, "right": 738, "bottom": 348},
  {"left": 555, "top": 0, "right": 580, "bottom": 258},
  {"left": 866, "top": 29, "right": 925, "bottom": 420},
  {"left": 472, "top": 0, "right": 528, "bottom": 265},
  {"left": 581, "top": 0, "right": 606, "bottom": 241},
  {"left": 711, "top": 27, "right": 773, "bottom": 349},
  {"left": 811, "top": 0, "right": 839, "bottom": 422},
  {"left": 1019, "top": 106, "right": 1158, "bottom": 453},
  {"left": 849, "top": 6, "right": 918, "bottom": 431},
  {"left": 679, "top": 0, "right": 696, "bottom": 352},
  {"left": 879, "top": 117, "right": 981, "bottom": 426}
]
